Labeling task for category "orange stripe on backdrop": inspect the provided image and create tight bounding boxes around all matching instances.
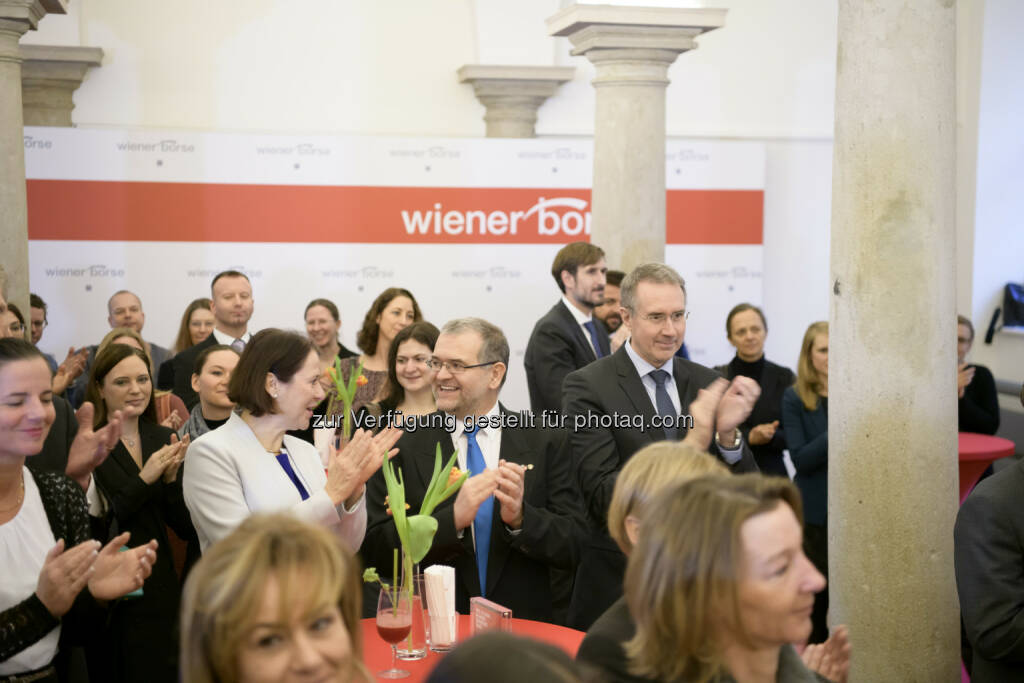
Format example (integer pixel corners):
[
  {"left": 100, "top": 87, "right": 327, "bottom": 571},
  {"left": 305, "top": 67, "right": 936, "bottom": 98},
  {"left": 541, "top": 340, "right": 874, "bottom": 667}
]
[{"left": 27, "top": 180, "right": 762, "bottom": 245}]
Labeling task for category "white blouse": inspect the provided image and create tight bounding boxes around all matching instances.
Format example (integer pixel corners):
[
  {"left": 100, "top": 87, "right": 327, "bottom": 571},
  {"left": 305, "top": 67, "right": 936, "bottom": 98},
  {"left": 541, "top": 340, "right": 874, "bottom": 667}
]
[
  {"left": 0, "top": 468, "right": 59, "bottom": 675},
  {"left": 183, "top": 412, "right": 366, "bottom": 552}
]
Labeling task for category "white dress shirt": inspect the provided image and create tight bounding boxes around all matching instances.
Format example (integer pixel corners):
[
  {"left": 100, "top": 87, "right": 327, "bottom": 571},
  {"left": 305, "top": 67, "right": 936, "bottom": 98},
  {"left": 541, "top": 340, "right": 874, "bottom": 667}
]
[
  {"left": 183, "top": 412, "right": 365, "bottom": 551},
  {"left": 623, "top": 339, "right": 743, "bottom": 464},
  {"left": 212, "top": 328, "right": 252, "bottom": 347},
  {"left": 560, "top": 296, "right": 601, "bottom": 358}
]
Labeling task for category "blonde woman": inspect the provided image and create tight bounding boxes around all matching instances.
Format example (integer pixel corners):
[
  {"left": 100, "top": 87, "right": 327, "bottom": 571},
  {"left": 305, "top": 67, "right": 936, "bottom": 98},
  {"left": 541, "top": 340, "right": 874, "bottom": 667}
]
[
  {"left": 576, "top": 442, "right": 727, "bottom": 683},
  {"left": 180, "top": 514, "right": 368, "bottom": 683},
  {"left": 626, "top": 475, "right": 841, "bottom": 683},
  {"left": 780, "top": 321, "right": 829, "bottom": 644}
]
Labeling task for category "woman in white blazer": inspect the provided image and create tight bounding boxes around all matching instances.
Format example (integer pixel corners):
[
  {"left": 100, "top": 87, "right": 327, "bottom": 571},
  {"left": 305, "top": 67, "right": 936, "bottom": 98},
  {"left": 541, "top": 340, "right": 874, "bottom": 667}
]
[{"left": 183, "top": 329, "right": 400, "bottom": 552}]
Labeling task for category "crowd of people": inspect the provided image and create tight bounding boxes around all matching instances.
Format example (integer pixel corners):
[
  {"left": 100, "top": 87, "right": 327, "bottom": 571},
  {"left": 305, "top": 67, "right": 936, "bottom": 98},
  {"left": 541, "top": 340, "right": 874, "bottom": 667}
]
[{"left": 0, "top": 242, "right": 1007, "bottom": 682}]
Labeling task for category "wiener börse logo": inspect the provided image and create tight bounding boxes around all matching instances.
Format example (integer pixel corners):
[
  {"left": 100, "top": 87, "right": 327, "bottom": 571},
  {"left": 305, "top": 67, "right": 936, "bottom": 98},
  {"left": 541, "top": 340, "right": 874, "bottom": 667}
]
[{"left": 401, "top": 197, "right": 590, "bottom": 237}]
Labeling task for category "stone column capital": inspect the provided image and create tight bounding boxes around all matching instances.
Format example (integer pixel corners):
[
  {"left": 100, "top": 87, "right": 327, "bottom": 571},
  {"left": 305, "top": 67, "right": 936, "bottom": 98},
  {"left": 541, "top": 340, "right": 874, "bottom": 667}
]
[
  {"left": 547, "top": 5, "right": 724, "bottom": 66},
  {"left": 0, "top": 0, "right": 67, "bottom": 31},
  {"left": 457, "top": 65, "right": 575, "bottom": 138},
  {"left": 20, "top": 44, "right": 103, "bottom": 126}
]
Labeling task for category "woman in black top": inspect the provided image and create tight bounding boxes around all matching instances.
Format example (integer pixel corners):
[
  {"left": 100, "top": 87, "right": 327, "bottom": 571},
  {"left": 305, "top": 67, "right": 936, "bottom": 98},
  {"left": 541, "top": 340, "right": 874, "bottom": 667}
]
[
  {"left": 716, "top": 304, "right": 795, "bottom": 477},
  {"left": 86, "top": 344, "right": 193, "bottom": 683}
]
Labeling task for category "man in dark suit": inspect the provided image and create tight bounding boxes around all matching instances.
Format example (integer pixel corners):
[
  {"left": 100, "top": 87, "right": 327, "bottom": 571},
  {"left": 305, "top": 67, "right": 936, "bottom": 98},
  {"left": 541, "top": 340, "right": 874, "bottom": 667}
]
[
  {"left": 363, "top": 317, "right": 584, "bottom": 623},
  {"left": 562, "top": 263, "right": 761, "bottom": 629},
  {"left": 163, "top": 270, "right": 253, "bottom": 409},
  {"left": 955, "top": 455, "right": 1024, "bottom": 682},
  {"left": 524, "top": 242, "right": 610, "bottom": 415}
]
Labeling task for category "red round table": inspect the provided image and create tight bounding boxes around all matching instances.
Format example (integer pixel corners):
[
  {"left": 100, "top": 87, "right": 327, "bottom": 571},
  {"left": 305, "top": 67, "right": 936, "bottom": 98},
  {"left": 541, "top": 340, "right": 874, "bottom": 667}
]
[
  {"left": 360, "top": 615, "right": 584, "bottom": 682},
  {"left": 958, "top": 432, "right": 1015, "bottom": 503}
]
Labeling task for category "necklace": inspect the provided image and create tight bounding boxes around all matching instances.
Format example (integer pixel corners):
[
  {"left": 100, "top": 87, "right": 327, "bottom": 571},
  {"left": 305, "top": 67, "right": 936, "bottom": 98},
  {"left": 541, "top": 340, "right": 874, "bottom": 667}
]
[
  {"left": 0, "top": 476, "right": 25, "bottom": 514},
  {"left": 122, "top": 434, "right": 139, "bottom": 448}
]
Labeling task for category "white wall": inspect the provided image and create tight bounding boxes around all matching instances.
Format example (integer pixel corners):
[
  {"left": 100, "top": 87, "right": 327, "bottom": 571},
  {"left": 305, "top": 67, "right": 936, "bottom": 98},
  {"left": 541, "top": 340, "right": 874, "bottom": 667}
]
[{"left": 966, "top": 0, "right": 1024, "bottom": 388}]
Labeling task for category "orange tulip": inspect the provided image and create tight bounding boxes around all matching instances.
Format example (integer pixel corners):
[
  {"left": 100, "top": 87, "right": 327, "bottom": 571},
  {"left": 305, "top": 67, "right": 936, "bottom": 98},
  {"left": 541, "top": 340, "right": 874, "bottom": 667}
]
[{"left": 356, "top": 374, "right": 369, "bottom": 387}]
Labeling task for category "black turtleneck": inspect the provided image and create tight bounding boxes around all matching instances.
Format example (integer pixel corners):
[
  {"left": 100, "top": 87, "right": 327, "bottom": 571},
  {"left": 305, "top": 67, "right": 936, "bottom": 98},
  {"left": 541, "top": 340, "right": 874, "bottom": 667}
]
[{"left": 728, "top": 354, "right": 766, "bottom": 381}]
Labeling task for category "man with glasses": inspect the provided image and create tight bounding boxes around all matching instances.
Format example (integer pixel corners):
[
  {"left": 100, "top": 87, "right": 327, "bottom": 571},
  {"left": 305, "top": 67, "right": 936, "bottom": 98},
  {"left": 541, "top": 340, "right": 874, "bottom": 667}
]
[
  {"left": 30, "top": 293, "right": 58, "bottom": 372},
  {"left": 562, "top": 262, "right": 761, "bottom": 630},
  {"left": 363, "top": 317, "right": 585, "bottom": 624}
]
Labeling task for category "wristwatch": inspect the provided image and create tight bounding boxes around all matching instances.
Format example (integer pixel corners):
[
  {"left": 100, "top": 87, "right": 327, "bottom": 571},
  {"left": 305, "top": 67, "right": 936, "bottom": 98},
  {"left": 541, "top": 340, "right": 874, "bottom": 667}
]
[{"left": 715, "top": 430, "right": 741, "bottom": 449}]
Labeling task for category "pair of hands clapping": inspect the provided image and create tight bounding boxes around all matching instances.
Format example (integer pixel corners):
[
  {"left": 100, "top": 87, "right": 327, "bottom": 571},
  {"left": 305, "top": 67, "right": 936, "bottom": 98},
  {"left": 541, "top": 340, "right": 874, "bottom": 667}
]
[
  {"left": 36, "top": 532, "right": 158, "bottom": 618},
  {"left": 138, "top": 434, "right": 190, "bottom": 485},
  {"left": 453, "top": 459, "right": 527, "bottom": 531},
  {"left": 682, "top": 376, "right": 761, "bottom": 451},
  {"left": 325, "top": 427, "right": 403, "bottom": 508}
]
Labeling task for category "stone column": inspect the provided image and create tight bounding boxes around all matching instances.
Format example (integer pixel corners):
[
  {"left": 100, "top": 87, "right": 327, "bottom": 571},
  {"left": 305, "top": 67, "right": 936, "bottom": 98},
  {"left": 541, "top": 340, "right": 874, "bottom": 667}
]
[
  {"left": 21, "top": 44, "right": 102, "bottom": 126},
  {"left": 0, "top": 0, "right": 66, "bottom": 315},
  {"left": 829, "top": 1, "right": 958, "bottom": 681},
  {"left": 457, "top": 65, "right": 574, "bottom": 138},
  {"left": 547, "top": 5, "right": 724, "bottom": 270}
]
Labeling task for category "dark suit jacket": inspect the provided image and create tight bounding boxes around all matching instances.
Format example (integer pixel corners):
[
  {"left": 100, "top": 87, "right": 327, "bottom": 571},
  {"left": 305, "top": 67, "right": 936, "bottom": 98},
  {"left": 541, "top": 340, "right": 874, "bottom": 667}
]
[
  {"left": 780, "top": 387, "right": 828, "bottom": 527},
  {"left": 955, "top": 458, "right": 1024, "bottom": 682},
  {"left": 576, "top": 596, "right": 654, "bottom": 683},
  {"left": 362, "top": 406, "right": 585, "bottom": 623},
  {"left": 524, "top": 301, "right": 610, "bottom": 414},
  {"left": 715, "top": 357, "right": 795, "bottom": 477},
  {"left": 561, "top": 345, "right": 757, "bottom": 629},
  {"left": 163, "top": 334, "right": 217, "bottom": 409}
]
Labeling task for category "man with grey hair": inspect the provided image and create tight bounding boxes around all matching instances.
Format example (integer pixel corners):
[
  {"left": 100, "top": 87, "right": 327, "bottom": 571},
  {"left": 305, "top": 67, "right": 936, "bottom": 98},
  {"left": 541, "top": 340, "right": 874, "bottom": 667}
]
[
  {"left": 66, "top": 289, "right": 171, "bottom": 407},
  {"left": 363, "top": 317, "right": 585, "bottom": 623},
  {"left": 562, "top": 262, "right": 761, "bottom": 629}
]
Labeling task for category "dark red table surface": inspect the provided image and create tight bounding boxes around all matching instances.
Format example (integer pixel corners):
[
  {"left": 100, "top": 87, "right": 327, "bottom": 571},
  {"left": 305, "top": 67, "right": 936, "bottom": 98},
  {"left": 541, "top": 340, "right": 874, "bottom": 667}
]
[
  {"left": 360, "top": 614, "right": 584, "bottom": 682},
  {"left": 958, "top": 432, "right": 1016, "bottom": 503}
]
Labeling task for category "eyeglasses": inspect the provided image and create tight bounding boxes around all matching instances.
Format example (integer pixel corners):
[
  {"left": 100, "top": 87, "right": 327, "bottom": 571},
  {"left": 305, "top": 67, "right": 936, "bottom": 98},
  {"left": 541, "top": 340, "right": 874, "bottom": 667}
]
[
  {"left": 427, "top": 359, "right": 500, "bottom": 374},
  {"left": 31, "top": 320, "right": 47, "bottom": 330},
  {"left": 639, "top": 311, "right": 690, "bottom": 324},
  {"left": 396, "top": 355, "right": 431, "bottom": 367}
]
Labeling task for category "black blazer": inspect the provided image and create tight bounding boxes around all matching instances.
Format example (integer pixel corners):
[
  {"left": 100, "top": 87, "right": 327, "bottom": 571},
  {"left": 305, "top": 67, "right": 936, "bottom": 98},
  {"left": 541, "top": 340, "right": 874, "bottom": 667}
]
[
  {"left": 715, "top": 357, "right": 795, "bottom": 477},
  {"left": 91, "top": 419, "right": 196, "bottom": 683},
  {"left": 163, "top": 334, "right": 217, "bottom": 410},
  {"left": 576, "top": 596, "right": 655, "bottom": 683},
  {"left": 955, "top": 458, "right": 1024, "bottom": 682},
  {"left": 524, "top": 301, "right": 610, "bottom": 414},
  {"left": 561, "top": 346, "right": 757, "bottom": 629},
  {"left": 361, "top": 406, "right": 585, "bottom": 623}
]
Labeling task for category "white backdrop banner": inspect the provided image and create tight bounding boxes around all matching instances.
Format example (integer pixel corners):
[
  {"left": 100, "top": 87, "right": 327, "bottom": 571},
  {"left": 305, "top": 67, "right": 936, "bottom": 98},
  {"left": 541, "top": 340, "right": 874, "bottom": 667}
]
[{"left": 25, "top": 128, "right": 765, "bottom": 410}]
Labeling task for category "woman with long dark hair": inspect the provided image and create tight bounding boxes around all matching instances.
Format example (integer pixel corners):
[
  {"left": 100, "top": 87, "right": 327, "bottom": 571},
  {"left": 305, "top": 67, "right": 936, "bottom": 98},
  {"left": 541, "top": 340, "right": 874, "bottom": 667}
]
[{"left": 87, "top": 344, "right": 194, "bottom": 682}]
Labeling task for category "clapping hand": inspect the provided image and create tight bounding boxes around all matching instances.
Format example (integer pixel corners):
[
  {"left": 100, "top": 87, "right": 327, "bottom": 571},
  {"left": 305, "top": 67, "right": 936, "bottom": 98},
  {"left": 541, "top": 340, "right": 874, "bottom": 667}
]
[
  {"left": 714, "top": 376, "right": 761, "bottom": 441},
  {"left": 682, "top": 378, "right": 728, "bottom": 451},
  {"left": 138, "top": 435, "right": 188, "bottom": 485},
  {"left": 800, "top": 624, "right": 851, "bottom": 683},
  {"left": 452, "top": 468, "right": 498, "bottom": 531},
  {"left": 52, "top": 347, "right": 88, "bottom": 395},
  {"left": 88, "top": 532, "right": 158, "bottom": 602},
  {"left": 66, "top": 404, "right": 122, "bottom": 491},
  {"left": 748, "top": 420, "right": 779, "bottom": 446},
  {"left": 36, "top": 539, "right": 101, "bottom": 617},
  {"left": 325, "top": 427, "right": 402, "bottom": 507}
]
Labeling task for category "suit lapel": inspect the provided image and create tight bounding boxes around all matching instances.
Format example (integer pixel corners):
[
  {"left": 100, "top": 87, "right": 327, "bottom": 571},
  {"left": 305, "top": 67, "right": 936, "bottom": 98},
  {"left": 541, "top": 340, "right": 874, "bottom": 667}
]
[
  {"left": 555, "top": 301, "right": 597, "bottom": 362},
  {"left": 480, "top": 405, "right": 532, "bottom": 596},
  {"left": 614, "top": 348, "right": 661, "bottom": 443},
  {"left": 673, "top": 358, "right": 695, "bottom": 440}
]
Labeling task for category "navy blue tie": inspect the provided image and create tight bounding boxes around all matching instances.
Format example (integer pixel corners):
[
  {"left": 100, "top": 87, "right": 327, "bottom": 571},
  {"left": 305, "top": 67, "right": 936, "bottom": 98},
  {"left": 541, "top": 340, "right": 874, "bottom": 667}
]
[
  {"left": 275, "top": 448, "right": 310, "bottom": 500},
  {"left": 465, "top": 426, "right": 492, "bottom": 597},
  {"left": 583, "top": 320, "right": 605, "bottom": 358},
  {"left": 649, "top": 370, "right": 680, "bottom": 440}
]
